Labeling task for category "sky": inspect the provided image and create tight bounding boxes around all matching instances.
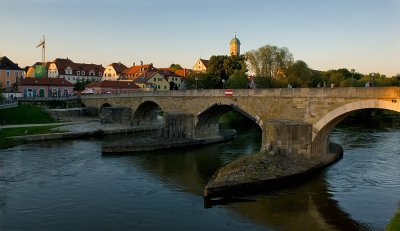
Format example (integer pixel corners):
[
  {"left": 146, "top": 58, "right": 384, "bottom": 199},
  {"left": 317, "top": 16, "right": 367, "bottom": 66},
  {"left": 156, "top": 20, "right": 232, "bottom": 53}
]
[{"left": 1, "top": 0, "right": 399, "bottom": 76}]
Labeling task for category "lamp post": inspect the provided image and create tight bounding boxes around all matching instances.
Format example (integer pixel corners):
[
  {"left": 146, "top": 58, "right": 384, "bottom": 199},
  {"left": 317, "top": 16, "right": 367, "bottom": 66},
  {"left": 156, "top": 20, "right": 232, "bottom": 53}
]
[
  {"left": 371, "top": 73, "right": 375, "bottom": 87},
  {"left": 195, "top": 77, "right": 198, "bottom": 89},
  {"left": 222, "top": 79, "right": 225, "bottom": 89},
  {"left": 351, "top": 69, "right": 355, "bottom": 87}
]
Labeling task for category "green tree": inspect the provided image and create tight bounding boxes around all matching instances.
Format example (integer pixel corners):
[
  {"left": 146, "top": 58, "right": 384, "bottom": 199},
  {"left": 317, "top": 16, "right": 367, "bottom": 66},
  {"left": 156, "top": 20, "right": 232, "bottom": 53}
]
[
  {"left": 169, "top": 64, "right": 182, "bottom": 72},
  {"left": 74, "top": 79, "right": 91, "bottom": 91},
  {"left": 246, "top": 45, "right": 293, "bottom": 88},
  {"left": 287, "top": 60, "right": 313, "bottom": 87},
  {"left": 207, "top": 55, "right": 246, "bottom": 88},
  {"left": 186, "top": 72, "right": 218, "bottom": 89},
  {"left": 226, "top": 70, "right": 248, "bottom": 89}
]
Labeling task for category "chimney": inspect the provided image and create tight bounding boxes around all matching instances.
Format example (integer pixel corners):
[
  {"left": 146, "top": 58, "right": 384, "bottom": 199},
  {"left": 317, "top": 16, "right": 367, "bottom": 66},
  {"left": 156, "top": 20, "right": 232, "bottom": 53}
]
[
  {"left": 140, "top": 61, "right": 143, "bottom": 66},
  {"left": 132, "top": 62, "right": 135, "bottom": 67}
]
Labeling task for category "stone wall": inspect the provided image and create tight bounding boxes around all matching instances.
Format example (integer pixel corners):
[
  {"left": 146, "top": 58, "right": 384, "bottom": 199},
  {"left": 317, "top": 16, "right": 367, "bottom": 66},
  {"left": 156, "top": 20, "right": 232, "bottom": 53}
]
[
  {"left": 159, "top": 112, "right": 195, "bottom": 139},
  {"left": 99, "top": 106, "right": 132, "bottom": 125}
]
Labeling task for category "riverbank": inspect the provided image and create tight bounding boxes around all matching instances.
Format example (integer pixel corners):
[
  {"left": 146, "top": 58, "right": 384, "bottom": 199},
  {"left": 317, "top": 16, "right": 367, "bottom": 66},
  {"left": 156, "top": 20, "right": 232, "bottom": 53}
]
[{"left": 204, "top": 142, "right": 343, "bottom": 198}]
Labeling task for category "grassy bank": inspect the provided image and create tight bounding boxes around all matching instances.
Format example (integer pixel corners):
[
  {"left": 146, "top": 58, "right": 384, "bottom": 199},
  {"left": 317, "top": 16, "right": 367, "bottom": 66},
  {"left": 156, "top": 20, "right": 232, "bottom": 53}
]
[
  {"left": 0, "top": 104, "right": 56, "bottom": 125},
  {"left": 386, "top": 207, "right": 400, "bottom": 231},
  {"left": 0, "top": 125, "right": 64, "bottom": 149}
]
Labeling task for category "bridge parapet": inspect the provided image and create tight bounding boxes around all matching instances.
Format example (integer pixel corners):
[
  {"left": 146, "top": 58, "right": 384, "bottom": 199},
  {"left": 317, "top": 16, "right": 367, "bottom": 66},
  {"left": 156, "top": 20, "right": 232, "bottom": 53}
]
[{"left": 80, "top": 87, "right": 400, "bottom": 99}]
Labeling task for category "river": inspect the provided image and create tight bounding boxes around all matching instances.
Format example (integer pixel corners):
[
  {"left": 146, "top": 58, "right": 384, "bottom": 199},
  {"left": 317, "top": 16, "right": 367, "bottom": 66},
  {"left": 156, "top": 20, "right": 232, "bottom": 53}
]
[{"left": 0, "top": 119, "right": 399, "bottom": 231}]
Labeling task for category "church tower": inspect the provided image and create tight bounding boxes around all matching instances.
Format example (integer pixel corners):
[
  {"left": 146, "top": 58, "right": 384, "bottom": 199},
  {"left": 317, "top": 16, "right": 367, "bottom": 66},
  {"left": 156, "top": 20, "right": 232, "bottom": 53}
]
[{"left": 230, "top": 35, "right": 241, "bottom": 56}]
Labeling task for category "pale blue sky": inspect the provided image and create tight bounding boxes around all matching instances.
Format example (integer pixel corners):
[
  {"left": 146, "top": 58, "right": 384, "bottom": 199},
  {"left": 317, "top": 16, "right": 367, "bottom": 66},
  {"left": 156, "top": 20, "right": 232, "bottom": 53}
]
[{"left": 1, "top": 0, "right": 399, "bottom": 76}]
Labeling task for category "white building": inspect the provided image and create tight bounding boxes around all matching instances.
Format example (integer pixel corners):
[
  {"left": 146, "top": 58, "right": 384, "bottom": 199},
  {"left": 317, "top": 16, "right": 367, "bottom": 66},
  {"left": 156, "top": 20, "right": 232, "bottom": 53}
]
[{"left": 47, "top": 58, "right": 104, "bottom": 84}]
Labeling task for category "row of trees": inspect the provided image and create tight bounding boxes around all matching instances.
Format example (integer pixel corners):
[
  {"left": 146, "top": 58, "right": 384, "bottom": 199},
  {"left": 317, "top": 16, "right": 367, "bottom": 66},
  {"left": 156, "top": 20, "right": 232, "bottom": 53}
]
[{"left": 185, "top": 44, "right": 400, "bottom": 89}]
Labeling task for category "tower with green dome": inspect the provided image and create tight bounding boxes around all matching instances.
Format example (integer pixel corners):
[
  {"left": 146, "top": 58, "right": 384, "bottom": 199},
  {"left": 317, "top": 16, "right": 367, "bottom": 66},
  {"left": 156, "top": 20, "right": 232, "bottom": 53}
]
[{"left": 230, "top": 35, "right": 241, "bottom": 56}]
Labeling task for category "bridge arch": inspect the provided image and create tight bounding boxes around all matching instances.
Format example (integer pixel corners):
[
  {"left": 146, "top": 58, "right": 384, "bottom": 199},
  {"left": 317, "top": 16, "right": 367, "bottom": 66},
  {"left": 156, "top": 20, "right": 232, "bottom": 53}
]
[
  {"left": 194, "top": 103, "right": 263, "bottom": 138},
  {"left": 312, "top": 99, "right": 400, "bottom": 155},
  {"left": 132, "top": 101, "right": 164, "bottom": 126},
  {"left": 99, "top": 103, "right": 112, "bottom": 116}
]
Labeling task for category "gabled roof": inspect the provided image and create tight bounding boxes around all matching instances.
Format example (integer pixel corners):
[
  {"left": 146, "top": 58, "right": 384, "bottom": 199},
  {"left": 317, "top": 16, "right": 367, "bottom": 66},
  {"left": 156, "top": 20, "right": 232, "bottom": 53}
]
[
  {"left": 123, "top": 63, "right": 154, "bottom": 75},
  {"left": 199, "top": 59, "right": 209, "bottom": 68},
  {"left": 175, "top": 69, "right": 191, "bottom": 78},
  {"left": 86, "top": 80, "right": 140, "bottom": 89},
  {"left": 133, "top": 72, "right": 161, "bottom": 84},
  {"left": 0, "top": 56, "right": 23, "bottom": 70},
  {"left": 108, "top": 63, "right": 128, "bottom": 74},
  {"left": 18, "top": 78, "right": 73, "bottom": 86},
  {"left": 50, "top": 58, "right": 104, "bottom": 75}
]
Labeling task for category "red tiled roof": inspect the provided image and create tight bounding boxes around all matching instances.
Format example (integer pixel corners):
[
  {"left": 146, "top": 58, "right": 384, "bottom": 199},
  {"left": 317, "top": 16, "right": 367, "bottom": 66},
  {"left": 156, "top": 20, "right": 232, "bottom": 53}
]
[
  {"left": 123, "top": 64, "right": 154, "bottom": 75},
  {"left": 18, "top": 78, "right": 73, "bottom": 86},
  {"left": 175, "top": 69, "right": 191, "bottom": 78},
  {"left": 51, "top": 58, "right": 105, "bottom": 76}
]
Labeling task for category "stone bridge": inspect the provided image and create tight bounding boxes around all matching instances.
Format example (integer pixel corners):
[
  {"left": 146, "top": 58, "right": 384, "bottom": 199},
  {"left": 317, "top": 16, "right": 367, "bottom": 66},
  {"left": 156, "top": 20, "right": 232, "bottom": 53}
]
[{"left": 80, "top": 87, "right": 400, "bottom": 158}]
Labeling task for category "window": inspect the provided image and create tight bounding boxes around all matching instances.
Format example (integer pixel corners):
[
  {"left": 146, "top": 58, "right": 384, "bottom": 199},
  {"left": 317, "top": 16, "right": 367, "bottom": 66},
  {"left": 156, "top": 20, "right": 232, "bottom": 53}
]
[
  {"left": 98, "top": 72, "right": 102, "bottom": 76},
  {"left": 158, "top": 78, "right": 163, "bottom": 81},
  {"left": 77, "top": 71, "right": 80, "bottom": 75},
  {"left": 81, "top": 71, "right": 85, "bottom": 75},
  {"left": 6, "top": 80, "right": 10, "bottom": 87},
  {"left": 6, "top": 71, "right": 10, "bottom": 77},
  {"left": 153, "top": 78, "right": 157, "bottom": 81},
  {"left": 15, "top": 72, "right": 19, "bottom": 77},
  {"left": 157, "top": 85, "right": 160, "bottom": 89},
  {"left": 164, "top": 85, "right": 166, "bottom": 90}
]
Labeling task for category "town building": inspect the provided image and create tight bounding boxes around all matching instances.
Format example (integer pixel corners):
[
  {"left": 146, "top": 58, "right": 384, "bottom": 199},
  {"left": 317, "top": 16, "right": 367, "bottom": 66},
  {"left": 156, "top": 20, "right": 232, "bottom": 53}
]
[
  {"left": 103, "top": 62, "right": 128, "bottom": 81},
  {"left": 192, "top": 59, "right": 209, "bottom": 73},
  {"left": 83, "top": 80, "right": 141, "bottom": 94},
  {"left": 17, "top": 77, "right": 74, "bottom": 97},
  {"left": 47, "top": 58, "right": 104, "bottom": 84},
  {"left": 133, "top": 72, "right": 170, "bottom": 91},
  {"left": 25, "top": 62, "right": 49, "bottom": 78},
  {"left": 0, "top": 56, "right": 24, "bottom": 91},
  {"left": 121, "top": 62, "right": 156, "bottom": 80}
]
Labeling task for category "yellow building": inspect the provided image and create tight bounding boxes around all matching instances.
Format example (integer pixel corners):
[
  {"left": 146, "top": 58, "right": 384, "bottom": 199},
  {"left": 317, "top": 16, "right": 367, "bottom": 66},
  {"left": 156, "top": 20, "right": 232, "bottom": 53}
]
[
  {"left": 192, "top": 59, "right": 209, "bottom": 73},
  {"left": 230, "top": 35, "right": 241, "bottom": 56},
  {"left": 133, "top": 72, "right": 170, "bottom": 91}
]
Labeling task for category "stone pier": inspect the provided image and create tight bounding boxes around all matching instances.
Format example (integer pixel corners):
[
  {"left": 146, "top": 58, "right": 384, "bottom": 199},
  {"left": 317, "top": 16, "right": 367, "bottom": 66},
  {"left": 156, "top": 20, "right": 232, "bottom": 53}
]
[{"left": 263, "top": 120, "right": 313, "bottom": 159}]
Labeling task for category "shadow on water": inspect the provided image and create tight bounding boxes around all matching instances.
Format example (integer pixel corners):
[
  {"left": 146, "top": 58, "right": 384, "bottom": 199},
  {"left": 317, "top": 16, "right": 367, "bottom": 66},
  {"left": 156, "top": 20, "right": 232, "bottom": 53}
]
[{"left": 100, "top": 126, "right": 371, "bottom": 231}]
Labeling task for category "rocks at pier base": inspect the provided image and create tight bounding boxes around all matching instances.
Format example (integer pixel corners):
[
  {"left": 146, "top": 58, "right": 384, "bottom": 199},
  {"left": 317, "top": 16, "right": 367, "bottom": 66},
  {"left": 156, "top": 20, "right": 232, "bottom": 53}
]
[{"left": 204, "top": 143, "right": 343, "bottom": 199}]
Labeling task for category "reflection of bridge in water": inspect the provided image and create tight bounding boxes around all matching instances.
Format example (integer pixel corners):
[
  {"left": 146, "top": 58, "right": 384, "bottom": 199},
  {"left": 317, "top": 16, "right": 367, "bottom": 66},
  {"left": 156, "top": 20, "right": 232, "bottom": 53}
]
[
  {"left": 82, "top": 87, "right": 400, "bottom": 159},
  {"left": 112, "top": 137, "right": 369, "bottom": 231}
]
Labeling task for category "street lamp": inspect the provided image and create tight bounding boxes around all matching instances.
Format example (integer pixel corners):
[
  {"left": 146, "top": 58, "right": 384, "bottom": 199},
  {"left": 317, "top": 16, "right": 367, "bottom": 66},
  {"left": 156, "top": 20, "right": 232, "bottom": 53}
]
[
  {"left": 195, "top": 77, "right": 198, "bottom": 89},
  {"left": 371, "top": 73, "right": 375, "bottom": 87},
  {"left": 351, "top": 69, "right": 355, "bottom": 87},
  {"left": 222, "top": 79, "right": 225, "bottom": 89}
]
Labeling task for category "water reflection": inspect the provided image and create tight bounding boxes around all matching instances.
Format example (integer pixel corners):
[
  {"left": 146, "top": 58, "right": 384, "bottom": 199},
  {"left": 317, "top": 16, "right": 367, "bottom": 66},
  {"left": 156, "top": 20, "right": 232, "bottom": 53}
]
[
  {"left": 115, "top": 141, "right": 369, "bottom": 231},
  {"left": 0, "top": 120, "right": 399, "bottom": 230}
]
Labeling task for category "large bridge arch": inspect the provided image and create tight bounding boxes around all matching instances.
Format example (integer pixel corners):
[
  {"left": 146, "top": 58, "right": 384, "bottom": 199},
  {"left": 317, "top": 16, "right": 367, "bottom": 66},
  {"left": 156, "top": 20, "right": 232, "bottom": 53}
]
[
  {"left": 132, "top": 101, "right": 164, "bottom": 126},
  {"left": 99, "top": 103, "right": 112, "bottom": 115},
  {"left": 312, "top": 99, "right": 400, "bottom": 155},
  {"left": 194, "top": 103, "right": 263, "bottom": 139}
]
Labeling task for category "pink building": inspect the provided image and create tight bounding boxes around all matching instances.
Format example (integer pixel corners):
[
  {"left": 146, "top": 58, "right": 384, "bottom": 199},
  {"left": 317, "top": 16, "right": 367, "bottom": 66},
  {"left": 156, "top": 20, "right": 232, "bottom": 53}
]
[{"left": 18, "top": 78, "right": 74, "bottom": 97}]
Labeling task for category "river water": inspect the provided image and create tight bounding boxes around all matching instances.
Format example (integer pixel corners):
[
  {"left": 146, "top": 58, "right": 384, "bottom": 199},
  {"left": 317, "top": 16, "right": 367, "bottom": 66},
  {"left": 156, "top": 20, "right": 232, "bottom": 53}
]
[{"left": 0, "top": 120, "right": 399, "bottom": 231}]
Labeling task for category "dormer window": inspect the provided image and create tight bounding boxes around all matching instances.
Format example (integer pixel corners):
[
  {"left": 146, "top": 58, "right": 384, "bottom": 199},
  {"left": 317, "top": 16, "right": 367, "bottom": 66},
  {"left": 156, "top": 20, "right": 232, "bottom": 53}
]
[{"left": 81, "top": 71, "right": 85, "bottom": 75}]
